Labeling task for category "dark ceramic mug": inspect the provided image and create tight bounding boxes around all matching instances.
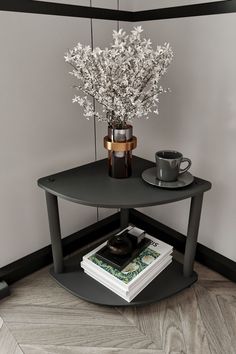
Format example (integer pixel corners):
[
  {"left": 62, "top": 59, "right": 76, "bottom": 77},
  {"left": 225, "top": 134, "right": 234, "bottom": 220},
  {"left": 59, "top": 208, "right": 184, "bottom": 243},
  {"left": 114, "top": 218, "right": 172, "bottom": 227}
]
[{"left": 155, "top": 150, "right": 191, "bottom": 182}]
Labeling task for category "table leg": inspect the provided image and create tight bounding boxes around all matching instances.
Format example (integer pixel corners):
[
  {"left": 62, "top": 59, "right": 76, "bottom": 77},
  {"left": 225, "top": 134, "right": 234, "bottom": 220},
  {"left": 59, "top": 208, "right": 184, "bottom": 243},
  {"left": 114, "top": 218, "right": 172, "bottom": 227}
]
[
  {"left": 45, "top": 192, "right": 64, "bottom": 273},
  {"left": 120, "top": 208, "right": 129, "bottom": 229},
  {"left": 183, "top": 193, "right": 203, "bottom": 277}
]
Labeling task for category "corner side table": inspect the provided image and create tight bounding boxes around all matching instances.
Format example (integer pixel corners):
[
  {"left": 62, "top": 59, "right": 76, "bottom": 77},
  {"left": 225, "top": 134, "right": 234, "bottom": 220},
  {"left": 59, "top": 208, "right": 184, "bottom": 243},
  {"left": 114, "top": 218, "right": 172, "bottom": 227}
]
[{"left": 38, "top": 156, "right": 211, "bottom": 306}]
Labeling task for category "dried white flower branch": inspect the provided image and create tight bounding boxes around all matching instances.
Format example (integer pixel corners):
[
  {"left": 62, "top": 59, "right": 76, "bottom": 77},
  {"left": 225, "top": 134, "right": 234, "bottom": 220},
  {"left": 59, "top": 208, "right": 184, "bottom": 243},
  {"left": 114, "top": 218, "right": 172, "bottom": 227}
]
[{"left": 65, "top": 26, "right": 173, "bottom": 128}]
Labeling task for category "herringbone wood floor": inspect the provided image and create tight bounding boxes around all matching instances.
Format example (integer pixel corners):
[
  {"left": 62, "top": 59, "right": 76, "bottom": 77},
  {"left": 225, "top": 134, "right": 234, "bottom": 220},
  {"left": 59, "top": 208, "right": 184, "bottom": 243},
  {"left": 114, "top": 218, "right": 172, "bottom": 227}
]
[{"left": 0, "top": 245, "right": 235, "bottom": 354}]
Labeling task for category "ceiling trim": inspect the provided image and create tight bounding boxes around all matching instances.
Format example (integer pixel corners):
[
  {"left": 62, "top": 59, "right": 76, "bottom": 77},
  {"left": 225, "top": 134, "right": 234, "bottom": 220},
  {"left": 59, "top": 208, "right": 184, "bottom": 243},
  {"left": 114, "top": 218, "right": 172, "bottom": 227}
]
[{"left": 0, "top": 1, "right": 235, "bottom": 21}]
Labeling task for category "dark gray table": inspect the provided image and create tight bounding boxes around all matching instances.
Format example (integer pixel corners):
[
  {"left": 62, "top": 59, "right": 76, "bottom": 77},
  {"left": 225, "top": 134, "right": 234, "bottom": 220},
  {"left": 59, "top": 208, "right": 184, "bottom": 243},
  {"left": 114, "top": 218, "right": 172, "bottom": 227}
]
[{"left": 38, "top": 156, "right": 211, "bottom": 306}]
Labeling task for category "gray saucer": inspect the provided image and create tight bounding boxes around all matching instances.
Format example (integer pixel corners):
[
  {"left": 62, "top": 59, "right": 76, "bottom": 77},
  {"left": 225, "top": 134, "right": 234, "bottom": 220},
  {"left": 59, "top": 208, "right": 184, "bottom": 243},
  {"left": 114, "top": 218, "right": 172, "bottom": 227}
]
[{"left": 142, "top": 167, "right": 194, "bottom": 189}]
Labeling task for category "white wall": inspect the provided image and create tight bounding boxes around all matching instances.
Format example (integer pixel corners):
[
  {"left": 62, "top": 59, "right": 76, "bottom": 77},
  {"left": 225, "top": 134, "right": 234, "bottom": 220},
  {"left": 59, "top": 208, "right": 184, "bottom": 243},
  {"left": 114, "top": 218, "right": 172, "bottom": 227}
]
[
  {"left": 132, "top": 13, "right": 236, "bottom": 261},
  {"left": 0, "top": 1, "right": 235, "bottom": 267},
  {"left": 0, "top": 0, "right": 120, "bottom": 267},
  {"left": 91, "top": 0, "right": 236, "bottom": 262}
]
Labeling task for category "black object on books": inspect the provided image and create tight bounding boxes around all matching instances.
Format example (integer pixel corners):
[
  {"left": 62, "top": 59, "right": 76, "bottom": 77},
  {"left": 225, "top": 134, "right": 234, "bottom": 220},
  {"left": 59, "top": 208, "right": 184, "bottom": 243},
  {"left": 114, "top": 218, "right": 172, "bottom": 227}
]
[
  {"left": 96, "top": 229, "right": 151, "bottom": 271},
  {"left": 106, "top": 229, "right": 133, "bottom": 256}
]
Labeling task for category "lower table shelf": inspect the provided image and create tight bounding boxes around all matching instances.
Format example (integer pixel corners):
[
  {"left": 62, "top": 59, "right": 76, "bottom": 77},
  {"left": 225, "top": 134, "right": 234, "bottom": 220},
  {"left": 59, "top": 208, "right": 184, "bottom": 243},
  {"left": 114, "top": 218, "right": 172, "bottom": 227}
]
[{"left": 50, "top": 253, "right": 198, "bottom": 307}]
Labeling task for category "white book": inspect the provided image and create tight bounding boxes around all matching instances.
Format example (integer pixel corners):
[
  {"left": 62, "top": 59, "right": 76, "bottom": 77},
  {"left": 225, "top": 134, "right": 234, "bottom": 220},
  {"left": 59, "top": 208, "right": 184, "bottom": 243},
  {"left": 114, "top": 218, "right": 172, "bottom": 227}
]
[
  {"left": 83, "top": 254, "right": 172, "bottom": 297},
  {"left": 82, "top": 233, "right": 172, "bottom": 290},
  {"left": 85, "top": 257, "right": 172, "bottom": 302},
  {"left": 82, "top": 252, "right": 172, "bottom": 295},
  {"left": 82, "top": 231, "right": 173, "bottom": 292}
]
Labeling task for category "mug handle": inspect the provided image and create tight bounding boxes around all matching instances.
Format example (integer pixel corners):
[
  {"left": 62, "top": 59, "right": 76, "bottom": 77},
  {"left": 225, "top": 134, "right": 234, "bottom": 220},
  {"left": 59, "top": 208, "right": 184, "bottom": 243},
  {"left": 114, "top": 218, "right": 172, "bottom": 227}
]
[{"left": 179, "top": 158, "right": 191, "bottom": 175}]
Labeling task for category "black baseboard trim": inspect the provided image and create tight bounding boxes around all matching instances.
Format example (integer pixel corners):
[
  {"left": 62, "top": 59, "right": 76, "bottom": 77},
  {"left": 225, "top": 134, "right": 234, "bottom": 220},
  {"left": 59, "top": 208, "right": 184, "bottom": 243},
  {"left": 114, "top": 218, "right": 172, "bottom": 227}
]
[
  {"left": 0, "top": 212, "right": 120, "bottom": 285},
  {"left": 129, "top": 209, "right": 236, "bottom": 282},
  {"left": 0, "top": 1, "right": 235, "bottom": 21}
]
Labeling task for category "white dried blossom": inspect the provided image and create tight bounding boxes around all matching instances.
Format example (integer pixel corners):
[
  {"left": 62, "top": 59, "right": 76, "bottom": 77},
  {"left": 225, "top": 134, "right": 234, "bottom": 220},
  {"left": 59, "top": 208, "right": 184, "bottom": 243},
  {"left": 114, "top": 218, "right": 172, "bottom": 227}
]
[{"left": 65, "top": 26, "right": 173, "bottom": 128}]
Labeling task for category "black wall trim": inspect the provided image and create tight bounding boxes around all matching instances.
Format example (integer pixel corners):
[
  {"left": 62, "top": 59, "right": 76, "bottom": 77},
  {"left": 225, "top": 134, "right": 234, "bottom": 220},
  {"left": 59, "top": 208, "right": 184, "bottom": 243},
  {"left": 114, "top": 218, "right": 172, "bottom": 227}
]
[
  {"left": 0, "top": 1, "right": 131, "bottom": 21},
  {"left": 133, "top": 1, "right": 236, "bottom": 21},
  {"left": 0, "top": 212, "right": 120, "bottom": 285},
  {"left": 0, "top": 1, "right": 235, "bottom": 20},
  {"left": 130, "top": 209, "right": 236, "bottom": 283}
]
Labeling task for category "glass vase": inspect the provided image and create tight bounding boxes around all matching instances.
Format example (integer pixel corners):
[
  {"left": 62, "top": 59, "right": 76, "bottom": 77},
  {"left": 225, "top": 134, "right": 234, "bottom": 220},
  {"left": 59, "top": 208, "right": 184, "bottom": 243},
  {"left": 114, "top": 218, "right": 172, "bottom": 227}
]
[{"left": 104, "top": 125, "right": 137, "bottom": 178}]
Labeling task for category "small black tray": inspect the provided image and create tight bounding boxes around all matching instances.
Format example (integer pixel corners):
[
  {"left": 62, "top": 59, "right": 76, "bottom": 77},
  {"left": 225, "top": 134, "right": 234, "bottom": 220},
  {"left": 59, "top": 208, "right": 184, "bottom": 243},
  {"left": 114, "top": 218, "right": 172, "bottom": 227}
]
[{"left": 95, "top": 234, "right": 151, "bottom": 271}]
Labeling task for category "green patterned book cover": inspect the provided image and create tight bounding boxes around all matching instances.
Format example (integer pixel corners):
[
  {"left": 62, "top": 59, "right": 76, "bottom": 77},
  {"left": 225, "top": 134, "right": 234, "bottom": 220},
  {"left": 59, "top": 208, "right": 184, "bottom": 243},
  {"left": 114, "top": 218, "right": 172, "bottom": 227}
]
[{"left": 89, "top": 247, "right": 160, "bottom": 285}]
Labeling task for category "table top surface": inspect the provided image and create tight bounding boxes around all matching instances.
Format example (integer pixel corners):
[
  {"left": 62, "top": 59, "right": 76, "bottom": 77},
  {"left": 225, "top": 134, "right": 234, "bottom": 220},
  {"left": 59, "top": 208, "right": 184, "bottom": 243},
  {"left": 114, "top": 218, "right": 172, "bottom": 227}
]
[{"left": 38, "top": 156, "right": 211, "bottom": 208}]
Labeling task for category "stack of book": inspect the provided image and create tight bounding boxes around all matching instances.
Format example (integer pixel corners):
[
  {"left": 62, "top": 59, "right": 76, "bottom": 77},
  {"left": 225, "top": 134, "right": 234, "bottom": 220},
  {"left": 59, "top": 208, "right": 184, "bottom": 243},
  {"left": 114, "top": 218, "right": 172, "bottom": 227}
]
[{"left": 81, "top": 227, "right": 173, "bottom": 302}]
